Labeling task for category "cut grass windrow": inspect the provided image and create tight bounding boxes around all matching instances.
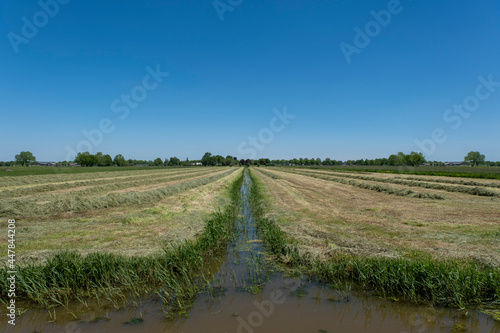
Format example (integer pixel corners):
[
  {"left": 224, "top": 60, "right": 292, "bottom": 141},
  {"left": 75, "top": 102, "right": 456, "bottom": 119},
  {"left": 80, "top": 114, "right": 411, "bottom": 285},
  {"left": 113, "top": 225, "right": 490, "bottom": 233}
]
[
  {"left": 294, "top": 169, "right": 500, "bottom": 198},
  {"left": 0, "top": 169, "right": 236, "bottom": 217},
  {"left": 302, "top": 166, "right": 500, "bottom": 180},
  {"left": 395, "top": 176, "right": 500, "bottom": 189},
  {"left": 0, "top": 168, "right": 183, "bottom": 188},
  {"left": 253, "top": 168, "right": 281, "bottom": 179},
  {"left": 248, "top": 168, "right": 500, "bottom": 308},
  {"left": 0, "top": 169, "right": 215, "bottom": 199},
  {"left": 0, "top": 168, "right": 245, "bottom": 311},
  {"left": 280, "top": 169, "right": 445, "bottom": 200}
]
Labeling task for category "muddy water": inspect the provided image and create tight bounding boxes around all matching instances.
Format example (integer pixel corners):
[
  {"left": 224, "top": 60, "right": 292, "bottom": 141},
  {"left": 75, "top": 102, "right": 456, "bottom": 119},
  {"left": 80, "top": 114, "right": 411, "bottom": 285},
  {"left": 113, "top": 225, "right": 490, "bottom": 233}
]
[{"left": 2, "top": 172, "right": 499, "bottom": 333}]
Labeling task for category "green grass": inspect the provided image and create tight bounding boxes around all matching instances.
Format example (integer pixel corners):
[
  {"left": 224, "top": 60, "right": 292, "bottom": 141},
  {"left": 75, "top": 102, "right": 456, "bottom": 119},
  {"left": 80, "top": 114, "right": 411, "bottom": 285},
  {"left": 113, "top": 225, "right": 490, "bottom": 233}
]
[
  {"left": 248, "top": 168, "right": 500, "bottom": 308},
  {"left": 0, "top": 170, "right": 245, "bottom": 312}
]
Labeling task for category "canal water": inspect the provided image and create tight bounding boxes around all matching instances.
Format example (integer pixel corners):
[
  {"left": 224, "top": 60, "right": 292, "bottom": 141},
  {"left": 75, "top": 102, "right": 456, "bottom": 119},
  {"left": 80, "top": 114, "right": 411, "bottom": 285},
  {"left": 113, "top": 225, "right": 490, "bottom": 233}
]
[{"left": 2, "top": 171, "right": 499, "bottom": 332}]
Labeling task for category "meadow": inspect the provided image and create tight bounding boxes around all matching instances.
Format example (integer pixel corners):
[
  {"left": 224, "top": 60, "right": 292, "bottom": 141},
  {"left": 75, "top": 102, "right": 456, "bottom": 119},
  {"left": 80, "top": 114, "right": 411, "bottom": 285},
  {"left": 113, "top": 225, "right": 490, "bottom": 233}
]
[
  {"left": 251, "top": 167, "right": 500, "bottom": 267},
  {"left": 0, "top": 167, "right": 240, "bottom": 263},
  {"left": 0, "top": 165, "right": 162, "bottom": 177},
  {"left": 0, "top": 165, "right": 498, "bottom": 321},
  {"left": 249, "top": 167, "right": 500, "bottom": 308},
  {"left": 305, "top": 165, "right": 500, "bottom": 180}
]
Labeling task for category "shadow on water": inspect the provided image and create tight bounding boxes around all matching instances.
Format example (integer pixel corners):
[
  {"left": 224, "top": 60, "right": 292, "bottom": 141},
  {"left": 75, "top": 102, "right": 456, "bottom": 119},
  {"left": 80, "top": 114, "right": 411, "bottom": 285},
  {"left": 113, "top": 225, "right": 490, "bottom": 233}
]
[{"left": 2, "top": 170, "right": 499, "bottom": 332}]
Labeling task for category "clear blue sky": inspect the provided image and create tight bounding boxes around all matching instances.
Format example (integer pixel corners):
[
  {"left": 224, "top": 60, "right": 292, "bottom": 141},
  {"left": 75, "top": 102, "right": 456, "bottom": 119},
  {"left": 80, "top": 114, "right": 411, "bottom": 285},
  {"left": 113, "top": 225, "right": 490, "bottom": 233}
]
[{"left": 1, "top": 0, "right": 499, "bottom": 162}]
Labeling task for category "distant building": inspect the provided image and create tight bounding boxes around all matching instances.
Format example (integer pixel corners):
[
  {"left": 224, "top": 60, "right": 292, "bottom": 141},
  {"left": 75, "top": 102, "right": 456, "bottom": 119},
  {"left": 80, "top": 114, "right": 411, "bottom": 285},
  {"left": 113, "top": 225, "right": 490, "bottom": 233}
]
[
  {"left": 32, "top": 161, "right": 56, "bottom": 166},
  {"left": 444, "top": 162, "right": 467, "bottom": 166}
]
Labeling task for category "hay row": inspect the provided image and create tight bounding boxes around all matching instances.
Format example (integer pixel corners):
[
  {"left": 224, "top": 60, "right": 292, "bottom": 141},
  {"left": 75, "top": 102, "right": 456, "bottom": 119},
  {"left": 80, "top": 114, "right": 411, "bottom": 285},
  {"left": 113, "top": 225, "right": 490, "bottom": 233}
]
[
  {"left": 0, "top": 169, "right": 237, "bottom": 217},
  {"left": 283, "top": 170, "right": 445, "bottom": 200},
  {"left": 297, "top": 169, "right": 499, "bottom": 198}
]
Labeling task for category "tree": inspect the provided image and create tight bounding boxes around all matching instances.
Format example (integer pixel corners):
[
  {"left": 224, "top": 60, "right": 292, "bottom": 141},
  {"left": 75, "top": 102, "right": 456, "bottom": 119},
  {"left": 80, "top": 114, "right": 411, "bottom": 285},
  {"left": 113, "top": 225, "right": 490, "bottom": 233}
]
[
  {"left": 15, "top": 151, "right": 36, "bottom": 166},
  {"left": 168, "top": 157, "right": 181, "bottom": 166},
  {"left": 113, "top": 154, "right": 126, "bottom": 166},
  {"left": 102, "top": 154, "right": 113, "bottom": 166},
  {"left": 225, "top": 155, "right": 237, "bottom": 166},
  {"left": 406, "top": 152, "right": 426, "bottom": 166},
  {"left": 94, "top": 152, "right": 113, "bottom": 166},
  {"left": 75, "top": 152, "right": 98, "bottom": 166},
  {"left": 201, "top": 152, "right": 212, "bottom": 166},
  {"left": 464, "top": 151, "right": 485, "bottom": 166},
  {"left": 154, "top": 158, "right": 163, "bottom": 166}
]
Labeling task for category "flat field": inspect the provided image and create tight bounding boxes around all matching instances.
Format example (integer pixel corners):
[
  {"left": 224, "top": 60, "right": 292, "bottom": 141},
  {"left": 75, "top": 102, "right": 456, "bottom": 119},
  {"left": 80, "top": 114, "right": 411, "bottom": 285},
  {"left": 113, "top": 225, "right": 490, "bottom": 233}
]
[
  {"left": 252, "top": 167, "right": 500, "bottom": 267},
  {"left": 0, "top": 166, "right": 242, "bottom": 263},
  {"left": 302, "top": 165, "right": 500, "bottom": 180}
]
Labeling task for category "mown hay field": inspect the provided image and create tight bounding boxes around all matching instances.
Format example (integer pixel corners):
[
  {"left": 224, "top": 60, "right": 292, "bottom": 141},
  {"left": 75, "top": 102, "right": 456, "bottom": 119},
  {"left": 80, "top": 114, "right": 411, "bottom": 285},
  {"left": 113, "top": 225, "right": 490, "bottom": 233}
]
[
  {"left": 0, "top": 167, "right": 242, "bottom": 264},
  {"left": 252, "top": 167, "right": 500, "bottom": 267}
]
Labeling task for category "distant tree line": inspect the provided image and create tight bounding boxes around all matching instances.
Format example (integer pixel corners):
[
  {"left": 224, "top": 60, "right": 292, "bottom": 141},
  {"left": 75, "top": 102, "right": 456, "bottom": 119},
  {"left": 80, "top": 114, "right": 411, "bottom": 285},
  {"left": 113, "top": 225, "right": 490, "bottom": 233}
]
[
  {"left": 201, "top": 153, "right": 239, "bottom": 166},
  {"left": 2, "top": 150, "right": 500, "bottom": 167},
  {"left": 74, "top": 152, "right": 198, "bottom": 167}
]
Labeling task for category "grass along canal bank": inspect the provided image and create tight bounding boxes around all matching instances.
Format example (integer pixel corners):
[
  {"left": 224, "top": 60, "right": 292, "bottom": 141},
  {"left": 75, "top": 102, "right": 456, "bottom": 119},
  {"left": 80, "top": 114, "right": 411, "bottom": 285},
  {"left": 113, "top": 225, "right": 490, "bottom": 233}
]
[
  {"left": 0, "top": 169, "right": 244, "bottom": 313},
  {"left": 248, "top": 168, "right": 500, "bottom": 320}
]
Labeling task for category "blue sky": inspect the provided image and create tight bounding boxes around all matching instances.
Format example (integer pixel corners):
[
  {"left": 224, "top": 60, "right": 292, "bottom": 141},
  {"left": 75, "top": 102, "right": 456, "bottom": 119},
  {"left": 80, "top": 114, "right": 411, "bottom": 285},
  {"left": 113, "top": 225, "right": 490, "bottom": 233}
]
[{"left": 1, "top": 0, "right": 499, "bottom": 162}]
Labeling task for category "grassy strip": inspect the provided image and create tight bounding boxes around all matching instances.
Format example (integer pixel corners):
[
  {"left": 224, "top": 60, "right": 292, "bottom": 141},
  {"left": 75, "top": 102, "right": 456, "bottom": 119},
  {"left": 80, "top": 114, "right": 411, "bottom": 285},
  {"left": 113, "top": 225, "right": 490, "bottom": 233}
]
[
  {"left": 0, "top": 169, "right": 236, "bottom": 217},
  {"left": 0, "top": 169, "right": 245, "bottom": 310},
  {"left": 295, "top": 169, "right": 499, "bottom": 198},
  {"left": 282, "top": 169, "right": 445, "bottom": 200},
  {"left": 302, "top": 166, "right": 500, "bottom": 180},
  {"left": 0, "top": 169, "right": 214, "bottom": 199},
  {"left": 248, "top": 168, "right": 500, "bottom": 307}
]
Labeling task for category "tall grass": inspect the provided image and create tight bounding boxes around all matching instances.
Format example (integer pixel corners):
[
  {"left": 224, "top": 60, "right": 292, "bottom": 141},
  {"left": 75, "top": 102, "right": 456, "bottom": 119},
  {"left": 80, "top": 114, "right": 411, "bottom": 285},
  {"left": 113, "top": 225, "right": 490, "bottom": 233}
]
[
  {"left": 0, "top": 169, "right": 245, "bottom": 310},
  {"left": 249, "top": 169, "right": 500, "bottom": 307}
]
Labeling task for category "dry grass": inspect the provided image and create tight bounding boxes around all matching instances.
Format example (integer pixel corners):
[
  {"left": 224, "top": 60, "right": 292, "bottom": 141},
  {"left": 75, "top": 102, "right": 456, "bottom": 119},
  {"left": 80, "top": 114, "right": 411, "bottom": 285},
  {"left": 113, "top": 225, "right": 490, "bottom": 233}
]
[
  {"left": 293, "top": 168, "right": 500, "bottom": 197},
  {"left": 0, "top": 168, "right": 243, "bottom": 265},
  {"left": 0, "top": 168, "right": 232, "bottom": 216},
  {"left": 252, "top": 167, "right": 500, "bottom": 267},
  {"left": 0, "top": 168, "right": 204, "bottom": 198},
  {"left": 0, "top": 168, "right": 191, "bottom": 189}
]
